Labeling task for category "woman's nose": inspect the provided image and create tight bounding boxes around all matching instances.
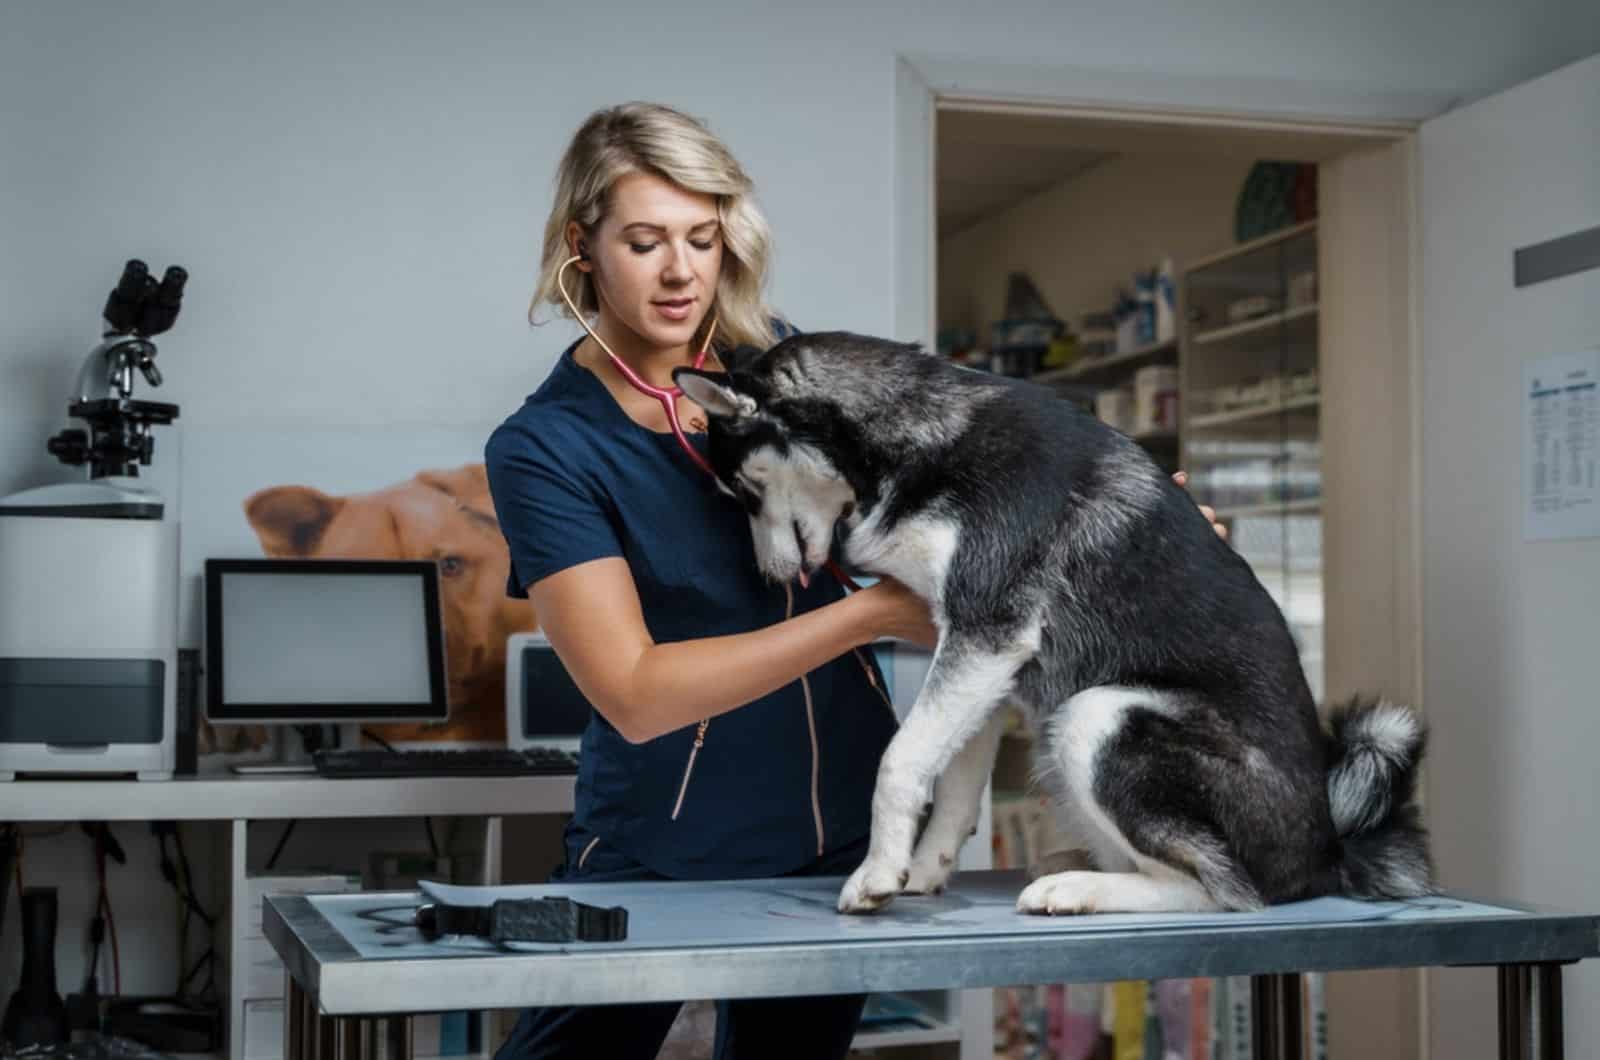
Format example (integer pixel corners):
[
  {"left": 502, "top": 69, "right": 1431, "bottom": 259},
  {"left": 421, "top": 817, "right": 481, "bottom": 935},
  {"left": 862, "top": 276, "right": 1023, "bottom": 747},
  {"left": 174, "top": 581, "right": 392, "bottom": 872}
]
[{"left": 662, "top": 242, "right": 692, "bottom": 283}]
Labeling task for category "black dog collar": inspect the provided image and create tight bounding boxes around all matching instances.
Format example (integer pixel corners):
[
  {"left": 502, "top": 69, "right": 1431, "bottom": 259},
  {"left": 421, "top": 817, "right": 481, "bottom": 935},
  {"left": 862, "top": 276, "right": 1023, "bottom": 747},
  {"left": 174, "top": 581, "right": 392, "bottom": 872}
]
[{"left": 416, "top": 897, "right": 628, "bottom": 944}]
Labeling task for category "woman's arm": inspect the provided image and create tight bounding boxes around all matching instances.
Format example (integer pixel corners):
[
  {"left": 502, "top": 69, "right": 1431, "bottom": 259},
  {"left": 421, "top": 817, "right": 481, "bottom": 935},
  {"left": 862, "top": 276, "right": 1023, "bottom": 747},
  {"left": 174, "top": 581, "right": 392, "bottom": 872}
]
[
  {"left": 530, "top": 558, "right": 933, "bottom": 745},
  {"left": 529, "top": 471, "right": 1226, "bottom": 746}
]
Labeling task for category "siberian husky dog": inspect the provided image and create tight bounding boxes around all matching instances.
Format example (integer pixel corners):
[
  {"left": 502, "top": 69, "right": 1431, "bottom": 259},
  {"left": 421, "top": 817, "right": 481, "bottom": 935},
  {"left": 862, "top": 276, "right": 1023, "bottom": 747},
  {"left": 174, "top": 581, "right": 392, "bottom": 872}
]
[{"left": 675, "top": 332, "right": 1431, "bottom": 916}]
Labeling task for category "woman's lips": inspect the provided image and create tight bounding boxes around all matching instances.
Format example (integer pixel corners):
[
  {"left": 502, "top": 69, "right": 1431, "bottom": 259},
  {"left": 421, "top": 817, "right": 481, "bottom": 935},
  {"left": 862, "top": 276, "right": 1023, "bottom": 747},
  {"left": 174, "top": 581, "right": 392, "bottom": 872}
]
[{"left": 653, "top": 297, "right": 694, "bottom": 322}]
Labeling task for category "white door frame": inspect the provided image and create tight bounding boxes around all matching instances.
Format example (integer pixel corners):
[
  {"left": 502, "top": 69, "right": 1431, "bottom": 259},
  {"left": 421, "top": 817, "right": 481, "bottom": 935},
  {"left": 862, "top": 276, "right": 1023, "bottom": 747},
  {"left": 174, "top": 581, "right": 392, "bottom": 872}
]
[{"left": 892, "top": 53, "right": 1452, "bottom": 347}]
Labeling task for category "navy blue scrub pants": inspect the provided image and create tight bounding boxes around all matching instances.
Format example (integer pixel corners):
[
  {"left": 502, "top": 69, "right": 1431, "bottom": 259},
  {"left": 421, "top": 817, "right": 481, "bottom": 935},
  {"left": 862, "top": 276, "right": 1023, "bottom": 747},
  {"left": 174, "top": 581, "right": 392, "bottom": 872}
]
[{"left": 493, "top": 829, "right": 871, "bottom": 1060}]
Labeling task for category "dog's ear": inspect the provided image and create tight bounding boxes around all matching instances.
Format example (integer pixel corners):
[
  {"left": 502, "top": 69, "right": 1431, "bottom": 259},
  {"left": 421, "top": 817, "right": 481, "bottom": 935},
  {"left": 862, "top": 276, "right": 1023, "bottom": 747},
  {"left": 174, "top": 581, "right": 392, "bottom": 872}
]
[
  {"left": 674, "top": 368, "right": 758, "bottom": 420},
  {"left": 416, "top": 464, "right": 489, "bottom": 502},
  {"left": 243, "top": 485, "right": 345, "bottom": 556}
]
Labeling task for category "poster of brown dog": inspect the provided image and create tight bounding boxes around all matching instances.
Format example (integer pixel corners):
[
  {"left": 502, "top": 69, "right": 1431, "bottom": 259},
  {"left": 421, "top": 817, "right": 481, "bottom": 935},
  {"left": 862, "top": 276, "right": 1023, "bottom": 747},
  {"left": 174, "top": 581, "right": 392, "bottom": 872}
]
[{"left": 241, "top": 463, "right": 536, "bottom": 744}]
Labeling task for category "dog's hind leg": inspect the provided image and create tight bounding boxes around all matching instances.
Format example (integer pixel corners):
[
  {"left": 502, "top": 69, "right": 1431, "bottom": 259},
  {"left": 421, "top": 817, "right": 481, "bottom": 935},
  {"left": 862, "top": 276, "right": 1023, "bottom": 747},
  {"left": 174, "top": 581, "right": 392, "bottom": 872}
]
[
  {"left": 1017, "top": 867, "right": 1224, "bottom": 914},
  {"left": 839, "top": 632, "right": 1034, "bottom": 914},
  {"left": 903, "top": 707, "right": 1007, "bottom": 895},
  {"left": 1022, "top": 686, "right": 1264, "bottom": 916}
]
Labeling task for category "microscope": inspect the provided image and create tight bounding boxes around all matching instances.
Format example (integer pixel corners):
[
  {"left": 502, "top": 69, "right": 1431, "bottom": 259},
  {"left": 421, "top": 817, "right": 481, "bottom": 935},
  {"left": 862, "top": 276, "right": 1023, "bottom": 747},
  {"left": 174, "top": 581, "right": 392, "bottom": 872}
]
[{"left": 0, "top": 260, "right": 188, "bottom": 779}]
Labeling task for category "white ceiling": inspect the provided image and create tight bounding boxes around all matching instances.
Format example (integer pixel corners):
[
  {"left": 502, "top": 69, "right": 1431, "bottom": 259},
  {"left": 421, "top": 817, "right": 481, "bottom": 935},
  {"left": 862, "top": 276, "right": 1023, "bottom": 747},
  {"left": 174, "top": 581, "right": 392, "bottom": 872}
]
[
  {"left": 935, "top": 108, "right": 1394, "bottom": 238},
  {"left": 936, "top": 133, "right": 1111, "bottom": 239}
]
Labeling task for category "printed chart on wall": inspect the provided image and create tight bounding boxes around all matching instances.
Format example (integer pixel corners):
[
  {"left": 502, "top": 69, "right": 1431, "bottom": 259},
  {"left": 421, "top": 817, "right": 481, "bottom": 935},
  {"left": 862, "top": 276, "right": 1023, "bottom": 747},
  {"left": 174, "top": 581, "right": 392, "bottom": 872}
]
[{"left": 1524, "top": 348, "right": 1599, "bottom": 540}]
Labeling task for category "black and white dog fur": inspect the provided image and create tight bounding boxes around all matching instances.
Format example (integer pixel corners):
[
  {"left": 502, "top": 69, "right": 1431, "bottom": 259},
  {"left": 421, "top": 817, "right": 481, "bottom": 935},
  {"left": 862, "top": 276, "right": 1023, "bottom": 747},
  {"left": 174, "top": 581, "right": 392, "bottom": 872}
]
[{"left": 675, "top": 332, "right": 1432, "bottom": 916}]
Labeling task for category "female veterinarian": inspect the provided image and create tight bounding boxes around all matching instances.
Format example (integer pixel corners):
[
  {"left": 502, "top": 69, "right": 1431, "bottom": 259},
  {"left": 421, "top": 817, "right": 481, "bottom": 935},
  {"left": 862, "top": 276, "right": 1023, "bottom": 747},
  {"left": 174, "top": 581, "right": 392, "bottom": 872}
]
[{"left": 485, "top": 101, "right": 1225, "bottom": 1060}]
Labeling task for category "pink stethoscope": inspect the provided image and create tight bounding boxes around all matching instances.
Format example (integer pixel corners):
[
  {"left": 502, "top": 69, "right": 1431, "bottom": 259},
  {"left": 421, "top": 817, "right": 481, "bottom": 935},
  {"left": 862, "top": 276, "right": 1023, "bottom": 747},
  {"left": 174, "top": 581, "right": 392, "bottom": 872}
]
[
  {"left": 556, "top": 251, "right": 862, "bottom": 594},
  {"left": 557, "top": 252, "right": 718, "bottom": 477}
]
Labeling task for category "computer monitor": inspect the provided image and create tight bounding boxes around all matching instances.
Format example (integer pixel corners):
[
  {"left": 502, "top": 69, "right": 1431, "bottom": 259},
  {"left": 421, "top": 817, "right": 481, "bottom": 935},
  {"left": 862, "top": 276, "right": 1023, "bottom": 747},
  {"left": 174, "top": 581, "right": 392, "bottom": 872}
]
[
  {"left": 203, "top": 558, "right": 448, "bottom": 724},
  {"left": 505, "top": 632, "right": 592, "bottom": 753}
]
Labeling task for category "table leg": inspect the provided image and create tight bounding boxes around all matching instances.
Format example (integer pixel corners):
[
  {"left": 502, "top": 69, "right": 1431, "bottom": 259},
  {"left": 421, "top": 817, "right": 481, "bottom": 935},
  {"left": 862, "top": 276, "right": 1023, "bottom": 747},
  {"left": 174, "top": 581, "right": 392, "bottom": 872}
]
[
  {"left": 335, "top": 1017, "right": 364, "bottom": 1060},
  {"left": 360, "top": 1018, "right": 377, "bottom": 1060},
  {"left": 1536, "top": 964, "right": 1564, "bottom": 1059},
  {"left": 285, "top": 973, "right": 306, "bottom": 1060},
  {"left": 1279, "top": 973, "right": 1304, "bottom": 1060},
  {"left": 382, "top": 1015, "right": 413, "bottom": 1060},
  {"left": 285, "top": 968, "right": 358, "bottom": 1060},
  {"left": 275, "top": 951, "right": 411, "bottom": 1060},
  {"left": 1500, "top": 963, "right": 1525, "bottom": 1059},
  {"left": 316, "top": 1006, "right": 337, "bottom": 1060},
  {"left": 1251, "top": 974, "right": 1304, "bottom": 1060},
  {"left": 1252, "top": 976, "right": 1281, "bottom": 1060},
  {"left": 1500, "top": 963, "right": 1565, "bottom": 1060}
]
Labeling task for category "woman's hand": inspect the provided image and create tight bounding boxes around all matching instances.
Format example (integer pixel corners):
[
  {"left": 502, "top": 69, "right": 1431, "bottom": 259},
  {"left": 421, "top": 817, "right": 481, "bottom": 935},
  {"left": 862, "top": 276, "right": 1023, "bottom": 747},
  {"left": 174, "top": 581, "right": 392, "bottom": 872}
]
[
  {"left": 1173, "top": 470, "right": 1228, "bottom": 541},
  {"left": 857, "top": 577, "right": 940, "bottom": 650}
]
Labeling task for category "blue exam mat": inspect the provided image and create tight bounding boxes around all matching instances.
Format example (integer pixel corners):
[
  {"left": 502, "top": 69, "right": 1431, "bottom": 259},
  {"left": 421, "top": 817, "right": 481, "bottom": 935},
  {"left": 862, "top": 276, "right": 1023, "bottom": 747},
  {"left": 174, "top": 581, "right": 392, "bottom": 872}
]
[{"left": 301, "top": 872, "right": 1526, "bottom": 961}]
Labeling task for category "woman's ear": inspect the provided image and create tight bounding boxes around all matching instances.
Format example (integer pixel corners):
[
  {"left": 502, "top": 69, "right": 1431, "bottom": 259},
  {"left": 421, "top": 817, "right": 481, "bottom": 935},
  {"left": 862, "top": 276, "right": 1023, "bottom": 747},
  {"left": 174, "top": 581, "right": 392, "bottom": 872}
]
[
  {"left": 565, "top": 221, "right": 591, "bottom": 272},
  {"left": 674, "top": 369, "right": 758, "bottom": 420}
]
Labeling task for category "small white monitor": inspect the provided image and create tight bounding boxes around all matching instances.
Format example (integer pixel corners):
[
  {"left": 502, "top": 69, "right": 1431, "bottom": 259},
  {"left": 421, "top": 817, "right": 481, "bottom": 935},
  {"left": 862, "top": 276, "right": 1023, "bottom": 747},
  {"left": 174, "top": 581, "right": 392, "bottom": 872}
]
[
  {"left": 203, "top": 558, "right": 449, "bottom": 725},
  {"left": 505, "top": 632, "right": 592, "bottom": 753}
]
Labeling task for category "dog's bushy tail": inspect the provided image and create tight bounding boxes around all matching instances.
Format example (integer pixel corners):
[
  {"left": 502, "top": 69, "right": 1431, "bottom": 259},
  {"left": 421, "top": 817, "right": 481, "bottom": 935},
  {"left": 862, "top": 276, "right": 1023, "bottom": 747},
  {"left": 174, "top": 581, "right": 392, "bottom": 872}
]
[{"left": 1323, "top": 697, "right": 1434, "bottom": 899}]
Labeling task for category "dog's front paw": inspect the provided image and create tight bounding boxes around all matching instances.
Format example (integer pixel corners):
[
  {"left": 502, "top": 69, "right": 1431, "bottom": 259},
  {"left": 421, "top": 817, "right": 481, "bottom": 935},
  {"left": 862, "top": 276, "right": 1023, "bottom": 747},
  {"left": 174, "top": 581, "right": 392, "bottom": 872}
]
[
  {"left": 1016, "top": 871, "right": 1103, "bottom": 916},
  {"left": 902, "top": 847, "right": 956, "bottom": 895},
  {"left": 838, "top": 858, "right": 909, "bottom": 914}
]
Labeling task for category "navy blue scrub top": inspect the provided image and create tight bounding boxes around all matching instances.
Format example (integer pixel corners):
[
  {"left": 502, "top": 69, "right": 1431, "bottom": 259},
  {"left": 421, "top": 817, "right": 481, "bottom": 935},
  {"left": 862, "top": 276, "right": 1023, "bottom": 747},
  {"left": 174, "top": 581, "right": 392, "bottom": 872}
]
[{"left": 484, "top": 336, "right": 899, "bottom": 880}]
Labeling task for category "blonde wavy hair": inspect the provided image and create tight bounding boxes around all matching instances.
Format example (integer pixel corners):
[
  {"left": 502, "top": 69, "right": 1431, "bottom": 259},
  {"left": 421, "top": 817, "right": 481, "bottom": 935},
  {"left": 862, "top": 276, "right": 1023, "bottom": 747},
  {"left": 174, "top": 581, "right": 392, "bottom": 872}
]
[{"left": 530, "top": 102, "right": 779, "bottom": 352}]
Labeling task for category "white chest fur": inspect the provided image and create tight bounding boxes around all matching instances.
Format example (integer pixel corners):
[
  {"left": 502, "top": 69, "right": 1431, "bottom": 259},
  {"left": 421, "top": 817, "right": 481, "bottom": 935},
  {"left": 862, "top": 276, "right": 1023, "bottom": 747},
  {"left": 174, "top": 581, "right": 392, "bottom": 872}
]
[{"left": 844, "top": 510, "right": 961, "bottom": 607}]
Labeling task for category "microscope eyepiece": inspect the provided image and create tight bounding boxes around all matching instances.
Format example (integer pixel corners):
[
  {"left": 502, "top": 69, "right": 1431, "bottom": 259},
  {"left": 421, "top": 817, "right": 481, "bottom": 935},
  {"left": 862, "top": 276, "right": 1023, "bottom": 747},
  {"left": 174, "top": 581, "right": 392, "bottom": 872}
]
[
  {"left": 102, "top": 259, "right": 152, "bottom": 333},
  {"left": 116, "top": 259, "right": 149, "bottom": 296},
  {"left": 138, "top": 265, "right": 189, "bottom": 335},
  {"left": 159, "top": 265, "right": 187, "bottom": 297}
]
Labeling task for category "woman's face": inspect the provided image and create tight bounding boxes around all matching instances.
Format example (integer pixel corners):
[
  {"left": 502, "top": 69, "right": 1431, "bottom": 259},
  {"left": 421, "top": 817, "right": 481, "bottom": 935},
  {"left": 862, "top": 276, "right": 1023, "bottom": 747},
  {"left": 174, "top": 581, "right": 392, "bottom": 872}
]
[{"left": 575, "top": 171, "right": 723, "bottom": 352}]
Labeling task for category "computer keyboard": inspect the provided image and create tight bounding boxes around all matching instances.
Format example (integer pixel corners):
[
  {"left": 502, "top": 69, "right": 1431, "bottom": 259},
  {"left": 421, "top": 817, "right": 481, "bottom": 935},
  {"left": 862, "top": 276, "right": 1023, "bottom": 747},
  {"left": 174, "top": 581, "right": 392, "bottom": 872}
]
[{"left": 312, "top": 746, "right": 580, "bottom": 779}]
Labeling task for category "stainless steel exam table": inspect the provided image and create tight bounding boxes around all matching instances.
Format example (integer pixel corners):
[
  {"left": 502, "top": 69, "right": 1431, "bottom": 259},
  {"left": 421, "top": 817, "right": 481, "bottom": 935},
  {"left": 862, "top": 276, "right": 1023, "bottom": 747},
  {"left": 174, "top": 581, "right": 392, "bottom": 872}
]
[{"left": 263, "top": 869, "right": 1600, "bottom": 1060}]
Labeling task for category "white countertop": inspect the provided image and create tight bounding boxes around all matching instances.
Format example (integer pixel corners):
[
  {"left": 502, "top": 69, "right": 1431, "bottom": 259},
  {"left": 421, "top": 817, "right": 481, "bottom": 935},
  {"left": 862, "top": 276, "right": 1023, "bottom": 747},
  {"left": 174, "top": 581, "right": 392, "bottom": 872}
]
[{"left": 0, "top": 767, "right": 575, "bottom": 822}]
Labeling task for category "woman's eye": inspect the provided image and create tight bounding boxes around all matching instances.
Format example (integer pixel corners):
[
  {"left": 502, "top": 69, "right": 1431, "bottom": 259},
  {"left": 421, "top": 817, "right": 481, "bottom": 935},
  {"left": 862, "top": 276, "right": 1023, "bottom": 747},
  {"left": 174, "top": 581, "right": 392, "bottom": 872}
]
[
  {"left": 690, "top": 240, "right": 715, "bottom": 251},
  {"left": 629, "top": 243, "right": 657, "bottom": 254}
]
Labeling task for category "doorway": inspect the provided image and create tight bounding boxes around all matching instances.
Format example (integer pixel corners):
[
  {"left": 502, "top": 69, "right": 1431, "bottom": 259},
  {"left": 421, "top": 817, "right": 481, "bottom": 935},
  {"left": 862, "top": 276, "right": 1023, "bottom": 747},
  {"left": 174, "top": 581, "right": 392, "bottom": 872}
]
[{"left": 916, "top": 92, "right": 1424, "bottom": 1060}]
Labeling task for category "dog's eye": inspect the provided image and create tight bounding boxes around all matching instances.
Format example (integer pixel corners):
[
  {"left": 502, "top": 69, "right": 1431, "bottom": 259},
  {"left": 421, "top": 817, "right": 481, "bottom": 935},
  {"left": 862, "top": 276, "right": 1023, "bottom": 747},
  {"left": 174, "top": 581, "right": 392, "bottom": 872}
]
[
  {"left": 840, "top": 501, "right": 855, "bottom": 520},
  {"left": 439, "top": 555, "right": 466, "bottom": 577}
]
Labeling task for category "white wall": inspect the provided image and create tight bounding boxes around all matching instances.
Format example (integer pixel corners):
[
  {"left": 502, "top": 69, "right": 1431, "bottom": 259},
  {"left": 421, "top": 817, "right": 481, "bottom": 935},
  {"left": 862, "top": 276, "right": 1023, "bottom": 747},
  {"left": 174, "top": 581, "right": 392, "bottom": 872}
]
[
  {"left": 1418, "top": 53, "right": 1600, "bottom": 1058},
  {"left": 4, "top": 0, "right": 1600, "bottom": 1035},
  {"left": 938, "top": 152, "right": 1252, "bottom": 334},
  {"left": 5, "top": 0, "right": 1600, "bottom": 483}
]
